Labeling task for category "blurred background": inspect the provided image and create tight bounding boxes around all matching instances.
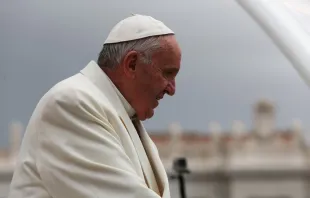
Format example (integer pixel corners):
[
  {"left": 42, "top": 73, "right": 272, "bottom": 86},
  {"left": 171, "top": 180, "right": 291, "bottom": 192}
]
[{"left": 1, "top": 0, "right": 310, "bottom": 198}]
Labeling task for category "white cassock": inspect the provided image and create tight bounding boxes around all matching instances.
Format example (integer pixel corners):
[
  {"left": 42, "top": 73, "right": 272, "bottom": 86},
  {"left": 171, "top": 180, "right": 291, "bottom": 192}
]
[{"left": 8, "top": 60, "right": 171, "bottom": 198}]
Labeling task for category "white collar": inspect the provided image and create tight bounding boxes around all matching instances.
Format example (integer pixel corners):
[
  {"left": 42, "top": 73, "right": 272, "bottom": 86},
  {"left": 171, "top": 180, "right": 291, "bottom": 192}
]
[{"left": 107, "top": 77, "right": 136, "bottom": 119}]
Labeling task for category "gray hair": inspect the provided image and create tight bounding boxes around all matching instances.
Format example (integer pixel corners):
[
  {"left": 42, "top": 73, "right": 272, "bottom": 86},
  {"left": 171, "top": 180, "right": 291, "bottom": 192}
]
[{"left": 97, "top": 35, "right": 166, "bottom": 69}]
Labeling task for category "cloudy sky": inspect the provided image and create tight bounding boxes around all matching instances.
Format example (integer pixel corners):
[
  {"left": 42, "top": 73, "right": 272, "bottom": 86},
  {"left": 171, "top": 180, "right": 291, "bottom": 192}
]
[{"left": 1, "top": 0, "right": 310, "bottom": 147}]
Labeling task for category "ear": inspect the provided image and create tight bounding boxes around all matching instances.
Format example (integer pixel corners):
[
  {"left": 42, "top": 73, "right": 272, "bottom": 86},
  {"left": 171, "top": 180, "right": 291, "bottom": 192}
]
[{"left": 122, "top": 51, "right": 138, "bottom": 78}]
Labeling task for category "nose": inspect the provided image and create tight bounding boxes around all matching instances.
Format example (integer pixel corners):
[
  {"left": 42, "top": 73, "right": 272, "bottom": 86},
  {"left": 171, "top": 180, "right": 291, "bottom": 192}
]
[{"left": 165, "top": 80, "right": 176, "bottom": 96}]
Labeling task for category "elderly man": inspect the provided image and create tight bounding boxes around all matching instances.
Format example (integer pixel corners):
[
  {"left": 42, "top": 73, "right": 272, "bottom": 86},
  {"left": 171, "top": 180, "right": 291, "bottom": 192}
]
[{"left": 8, "top": 14, "right": 181, "bottom": 198}]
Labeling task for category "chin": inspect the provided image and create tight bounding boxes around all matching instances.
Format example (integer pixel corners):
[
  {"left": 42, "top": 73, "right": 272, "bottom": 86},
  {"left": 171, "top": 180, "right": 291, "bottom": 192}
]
[
  {"left": 143, "top": 110, "right": 155, "bottom": 120},
  {"left": 136, "top": 107, "right": 155, "bottom": 121},
  {"left": 147, "top": 109, "right": 155, "bottom": 119}
]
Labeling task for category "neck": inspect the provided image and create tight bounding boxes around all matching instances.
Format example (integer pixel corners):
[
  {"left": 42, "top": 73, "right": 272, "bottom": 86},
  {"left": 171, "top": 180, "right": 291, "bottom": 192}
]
[{"left": 102, "top": 68, "right": 134, "bottom": 107}]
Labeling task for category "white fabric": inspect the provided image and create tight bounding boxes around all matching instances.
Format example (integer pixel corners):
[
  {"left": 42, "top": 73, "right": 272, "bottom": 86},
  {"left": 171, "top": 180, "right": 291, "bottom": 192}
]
[
  {"left": 104, "top": 14, "right": 174, "bottom": 44},
  {"left": 107, "top": 75, "right": 136, "bottom": 118},
  {"left": 8, "top": 61, "right": 170, "bottom": 198},
  {"left": 235, "top": 0, "right": 310, "bottom": 87}
]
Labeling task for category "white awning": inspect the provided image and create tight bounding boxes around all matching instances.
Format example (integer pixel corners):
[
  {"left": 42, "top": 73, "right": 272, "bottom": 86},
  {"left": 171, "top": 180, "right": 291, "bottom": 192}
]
[{"left": 235, "top": 0, "right": 310, "bottom": 87}]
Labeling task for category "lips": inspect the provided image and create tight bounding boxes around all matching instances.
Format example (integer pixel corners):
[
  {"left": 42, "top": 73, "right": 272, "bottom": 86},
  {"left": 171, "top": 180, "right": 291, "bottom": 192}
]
[
  {"left": 154, "top": 96, "right": 163, "bottom": 108},
  {"left": 156, "top": 94, "right": 164, "bottom": 100}
]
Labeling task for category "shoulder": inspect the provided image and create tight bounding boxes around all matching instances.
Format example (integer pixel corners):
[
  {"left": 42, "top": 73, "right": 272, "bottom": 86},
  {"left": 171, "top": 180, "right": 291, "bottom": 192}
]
[
  {"left": 38, "top": 74, "right": 111, "bottom": 118},
  {"left": 44, "top": 75, "right": 94, "bottom": 105}
]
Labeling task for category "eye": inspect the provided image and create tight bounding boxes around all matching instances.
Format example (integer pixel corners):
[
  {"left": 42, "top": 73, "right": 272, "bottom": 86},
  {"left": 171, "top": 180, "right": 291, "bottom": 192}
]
[
  {"left": 163, "top": 69, "right": 178, "bottom": 79},
  {"left": 165, "top": 71, "right": 174, "bottom": 77}
]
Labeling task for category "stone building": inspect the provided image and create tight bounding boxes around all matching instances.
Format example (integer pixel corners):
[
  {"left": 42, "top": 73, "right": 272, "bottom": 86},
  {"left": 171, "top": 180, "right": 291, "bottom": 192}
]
[
  {"left": 0, "top": 100, "right": 309, "bottom": 198},
  {"left": 150, "top": 100, "right": 310, "bottom": 198}
]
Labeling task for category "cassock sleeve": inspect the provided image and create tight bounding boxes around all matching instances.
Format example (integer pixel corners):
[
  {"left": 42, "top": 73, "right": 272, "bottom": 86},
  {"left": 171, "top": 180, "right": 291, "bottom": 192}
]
[{"left": 36, "top": 86, "right": 161, "bottom": 198}]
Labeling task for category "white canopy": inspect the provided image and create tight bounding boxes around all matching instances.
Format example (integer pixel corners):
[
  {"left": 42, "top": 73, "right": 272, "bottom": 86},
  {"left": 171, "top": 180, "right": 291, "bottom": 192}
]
[{"left": 235, "top": 0, "right": 310, "bottom": 87}]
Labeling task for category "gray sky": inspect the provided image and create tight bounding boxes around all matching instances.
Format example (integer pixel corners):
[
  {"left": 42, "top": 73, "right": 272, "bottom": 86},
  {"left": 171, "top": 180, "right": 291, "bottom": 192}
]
[{"left": 1, "top": 0, "right": 310, "bottom": 147}]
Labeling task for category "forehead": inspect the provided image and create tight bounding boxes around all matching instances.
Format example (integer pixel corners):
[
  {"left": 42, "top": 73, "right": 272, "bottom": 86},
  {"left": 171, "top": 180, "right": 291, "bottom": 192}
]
[{"left": 152, "top": 36, "right": 181, "bottom": 69}]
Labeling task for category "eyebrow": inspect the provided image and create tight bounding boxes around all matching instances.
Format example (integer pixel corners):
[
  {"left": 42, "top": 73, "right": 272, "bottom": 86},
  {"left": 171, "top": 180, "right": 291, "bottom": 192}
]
[
  {"left": 164, "top": 67, "right": 179, "bottom": 75},
  {"left": 165, "top": 67, "right": 179, "bottom": 72}
]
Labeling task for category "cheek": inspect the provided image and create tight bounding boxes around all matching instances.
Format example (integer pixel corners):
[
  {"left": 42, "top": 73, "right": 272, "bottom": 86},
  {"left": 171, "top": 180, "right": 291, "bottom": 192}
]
[
  {"left": 137, "top": 71, "right": 165, "bottom": 96},
  {"left": 136, "top": 77, "right": 155, "bottom": 98},
  {"left": 152, "top": 80, "right": 167, "bottom": 96},
  {"left": 150, "top": 75, "right": 166, "bottom": 90},
  {"left": 140, "top": 73, "right": 158, "bottom": 88}
]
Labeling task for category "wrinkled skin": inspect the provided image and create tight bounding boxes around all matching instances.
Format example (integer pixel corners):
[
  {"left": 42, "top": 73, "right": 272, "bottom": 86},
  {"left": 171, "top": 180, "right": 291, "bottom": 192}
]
[{"left": 105, "top": 35, "right": 182, "bottom": 121}]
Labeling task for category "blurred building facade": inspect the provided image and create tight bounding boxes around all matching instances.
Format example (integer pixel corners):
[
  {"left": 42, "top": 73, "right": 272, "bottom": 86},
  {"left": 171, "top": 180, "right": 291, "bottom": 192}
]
[{"left": 1, "top": 99, "right": 310, "bottom": 198}]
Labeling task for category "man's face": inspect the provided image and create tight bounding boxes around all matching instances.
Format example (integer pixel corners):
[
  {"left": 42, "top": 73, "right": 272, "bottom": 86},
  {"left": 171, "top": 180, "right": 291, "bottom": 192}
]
[{"left": 130, "top": 36, "right": 181, "bottom": 120}]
